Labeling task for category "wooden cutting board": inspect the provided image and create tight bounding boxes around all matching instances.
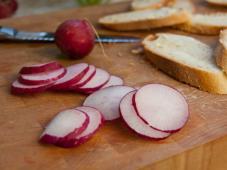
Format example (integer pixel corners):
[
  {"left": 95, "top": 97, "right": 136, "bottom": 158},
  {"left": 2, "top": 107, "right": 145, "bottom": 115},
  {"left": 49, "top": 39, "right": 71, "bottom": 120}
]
[{"left": 1, "top": 0, "right": 227, "bottom": 170}]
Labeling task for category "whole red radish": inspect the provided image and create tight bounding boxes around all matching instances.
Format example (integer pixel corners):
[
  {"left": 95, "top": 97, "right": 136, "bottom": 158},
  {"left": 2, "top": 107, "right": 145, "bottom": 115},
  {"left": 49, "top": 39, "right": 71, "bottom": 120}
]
[
  {"left": 0, "top": 0, "right": 18, "bottom": 19},
  {"left": 55, "top": 19, "right": 95, "bottom": 59}
]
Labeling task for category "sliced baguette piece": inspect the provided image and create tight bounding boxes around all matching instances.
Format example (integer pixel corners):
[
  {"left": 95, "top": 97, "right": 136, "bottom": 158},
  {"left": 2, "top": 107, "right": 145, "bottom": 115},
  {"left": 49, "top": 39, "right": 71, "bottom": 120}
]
[
  {"left": 172, "top": 0, "right": 195, "bottom": 13},
  {"left": 131, "top": 0, "right": 175, "bottom": 11},
  {"left": 215, "top": 29, "right": 227, "bottom": 73},
  {"left": 206, "top": 0, "right": 227, "bottom": 6},
  {"left": 175, "top": 13, "right": 227, "bottom": 35},
  {"left": 142, "top": 33, "right": 227, "bottom": 94},
  {"left": 99, "top": 7, "right": 190, "bottom": 31}
]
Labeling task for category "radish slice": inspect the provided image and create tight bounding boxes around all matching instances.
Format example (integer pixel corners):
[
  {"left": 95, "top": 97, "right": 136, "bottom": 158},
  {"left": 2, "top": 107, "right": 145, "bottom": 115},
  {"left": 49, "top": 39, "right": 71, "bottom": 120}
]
[
  {"left": 19, "top": 61, "right": 63, "bottom": 74},
  {"left": 18, "top": 68, "right": 66, "bottom": 85},
  {"left": 77, "top": 68, "right": 110, "bottom": 93},
  {"left": 101, "top": 75, "right": 123, "bottom": 89},
  {"left": 11, "top": 80, "right": 53, "bottom": 94},
  {"left": 134, "top": 84, "right": 189, "bottom": 132},
  {"left": 51, "top": 63, "right": 89, "bottom": 90},
  {"left": 120, "top": 91, "right": 171, "bottom": 139},
  {"left": 83, "top": 85, "right": 135, "bottom": 121},
  {"left": 40, "top": 109, "right": 89, "bottom": 148},
  {"left": 74, "top": 106, "right": 103, "bottom": 145},
  {"left": 70, "top": 65, "right": 96, "bottom": 89}
]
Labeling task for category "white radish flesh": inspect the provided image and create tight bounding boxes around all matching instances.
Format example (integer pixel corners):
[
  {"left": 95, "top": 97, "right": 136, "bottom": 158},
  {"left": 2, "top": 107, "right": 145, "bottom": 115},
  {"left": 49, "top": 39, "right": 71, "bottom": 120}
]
[
  {"left": 134, "top": 84, "right": 189, "bottom": 132},
  {"left": 120, "top": 91, "right": 171, "bottom": 139},
  {"left": 77, "top": 68, "right": 110, "bottom": 93},
  {"left": 51, "top": 63, "right": 89, "bottom": 90},
  {"left": 70, "top": 65, "right": 96, "bottom": 89},
  {"left": 83, "top": 85, "right": 135, "bottom": 120},
  {"left": 11, "top": 80, "right": 53, "bottom": 94},
  {"left": 19, "top": 68, "right": 66, "bottom": 85},
  {"left": 74, "top": 106, "right": 103, "bottom": 145},
  {"left": 101, "top": 75, "right": 123, "bottom": 89},
  {"left": 40, "top": 109, "right": 89, "bottom": 148},
  {"left": 19, "top": 61, "right": 63, "bottom": 74}
]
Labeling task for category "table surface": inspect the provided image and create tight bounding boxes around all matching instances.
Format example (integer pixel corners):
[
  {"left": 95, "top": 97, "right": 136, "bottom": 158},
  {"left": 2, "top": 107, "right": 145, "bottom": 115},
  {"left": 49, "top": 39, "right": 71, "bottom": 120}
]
[{"left": 2, "top": 1, "right": 227, "bottom": 170}]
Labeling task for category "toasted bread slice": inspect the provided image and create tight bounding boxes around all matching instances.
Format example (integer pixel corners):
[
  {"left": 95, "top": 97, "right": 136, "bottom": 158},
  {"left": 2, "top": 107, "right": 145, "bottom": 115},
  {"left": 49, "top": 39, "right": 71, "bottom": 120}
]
[
  {"left": 206, "top": 0, "right": 227, "bottom": 6},
  {"left": 215, "top": 29, "right": 227, "bottom": 73},
  {"left": 131, "top": 0, "right": 175, "bottom": 11},
  {"left": 99, "top": 7, "right": 190, "bottom": 31},
  {"left": 143, "top": 33, "right": 227, "bottom": 94},
  {"left": 172, "top": 0, "right": 195, "bottom": 13},
  {"left": 175, "top": 13, "right": 227, "bottom": 35}
]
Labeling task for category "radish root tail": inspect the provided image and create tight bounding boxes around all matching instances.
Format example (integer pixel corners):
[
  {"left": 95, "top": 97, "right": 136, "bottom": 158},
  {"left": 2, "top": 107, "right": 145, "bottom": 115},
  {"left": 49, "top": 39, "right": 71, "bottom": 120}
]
[{"left": 85, "top": 18, "right": 110, "bottom": 61}]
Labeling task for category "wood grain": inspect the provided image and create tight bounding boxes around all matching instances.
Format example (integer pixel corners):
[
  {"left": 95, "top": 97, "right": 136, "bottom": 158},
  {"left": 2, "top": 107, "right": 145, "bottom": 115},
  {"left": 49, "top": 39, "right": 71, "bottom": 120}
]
[
  {"left": 1, "top": 1, "right": 227, "bottom": 170},
  {"left": 142, "top": 135, "right": 227, "bottom": 170}
]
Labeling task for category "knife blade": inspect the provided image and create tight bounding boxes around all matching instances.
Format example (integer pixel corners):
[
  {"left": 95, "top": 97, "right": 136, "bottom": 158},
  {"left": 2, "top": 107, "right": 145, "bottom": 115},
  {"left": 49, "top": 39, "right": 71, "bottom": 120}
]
[{"left": 0, "top": 26, "right": 141, "bottom": 43}]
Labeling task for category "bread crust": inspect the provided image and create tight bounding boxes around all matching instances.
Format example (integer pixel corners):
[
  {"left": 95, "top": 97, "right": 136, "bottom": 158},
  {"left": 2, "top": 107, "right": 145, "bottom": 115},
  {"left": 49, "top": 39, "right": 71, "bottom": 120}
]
[
  {"left": 99, "top": 10, "right": 190, "bottom": 31},
  {"left": 175, "top": 23, "right": 223, "bottom": 35},
  {"left": 143, "top": 35, "right": 227, "bottom": 94},
  {"left": 206, "top": 0, "right": 227, "bottom": 6},
  {"left": 131, "top": 0, "right": 175, "bottom": 11},
  {"left": 174, "top": 13, "right": 227, "bottom": 35},
  {"left": 215, "top": 30, "right": 227, "bottom": 72}
]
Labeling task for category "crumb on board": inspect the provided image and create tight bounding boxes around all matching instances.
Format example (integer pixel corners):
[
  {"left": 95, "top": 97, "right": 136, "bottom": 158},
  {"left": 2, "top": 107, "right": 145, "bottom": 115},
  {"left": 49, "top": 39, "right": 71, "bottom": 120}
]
[
  {"left": 129, "top": 62, "right": 135, "bottom": 66},
  {"left": 117, "top": 52, "right": 123, "bottom": 57},
  {"left": 131, "top": 47, "right": 144, "bottom": 55}
]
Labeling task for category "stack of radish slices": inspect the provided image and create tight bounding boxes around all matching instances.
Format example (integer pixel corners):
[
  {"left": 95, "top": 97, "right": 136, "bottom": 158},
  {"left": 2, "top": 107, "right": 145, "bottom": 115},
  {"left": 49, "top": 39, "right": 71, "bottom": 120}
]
[
  {"left": 11, "top": 61, "right": 123, "bottom": 94},
  {"left": 120, "top": 84, "right": 189, "bottom": 139},
  {"left": 40, "top": 84, "right": 189, "bottom": 148},
  {"left": 40, "top": 107, "right": 103, "bottom": 148}
]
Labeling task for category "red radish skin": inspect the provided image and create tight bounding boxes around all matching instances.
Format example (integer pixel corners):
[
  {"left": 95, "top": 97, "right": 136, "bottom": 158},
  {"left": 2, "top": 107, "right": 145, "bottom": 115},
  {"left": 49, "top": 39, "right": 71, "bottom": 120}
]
[
  {"left": 18, "top": 68, "right": 66, "bottom": 85},
  {"left": 0, "top": 0, "right": 18, "bottom": 19},
  {"left": 55, "top": 19, "right": 95, "bottom": 58},
  {"left": 133, "top": 84, "right": 189, "bottom": 133},
  {"left": 101, "top": 75, "right": 123, "bottom": 89},
  {"left": 83, "top": 85, "right": 135, "bottom": 121},
  {"left": 40, "top": 109, "right": 89, "bottom": 148},
  {"left": 74, "top": 106, "right": 103, "bottom": 146},
  {"left": 120, "top": 91, "right": 171, "bottom": 139},
  {"left": 77, "top": 68, "right": 110, "bottom": 93},
  {"left": 19, "top": 61, "right": 63, "bottom": 74},
  {"left": 11, "top": 80, "right": 53, "bottom": 94},
  {"left": 70, "top": 65, "right": 96, "bottom": 89},
  {"left": 51, "top": 63, "right": 89, "bottom": 90}
]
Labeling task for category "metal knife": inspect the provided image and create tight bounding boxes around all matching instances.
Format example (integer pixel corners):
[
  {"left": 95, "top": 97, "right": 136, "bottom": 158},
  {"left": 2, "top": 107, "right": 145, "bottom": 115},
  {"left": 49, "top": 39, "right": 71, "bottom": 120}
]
[{"left": 0, "top": 26, "right": 140, "bottom": 43}]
